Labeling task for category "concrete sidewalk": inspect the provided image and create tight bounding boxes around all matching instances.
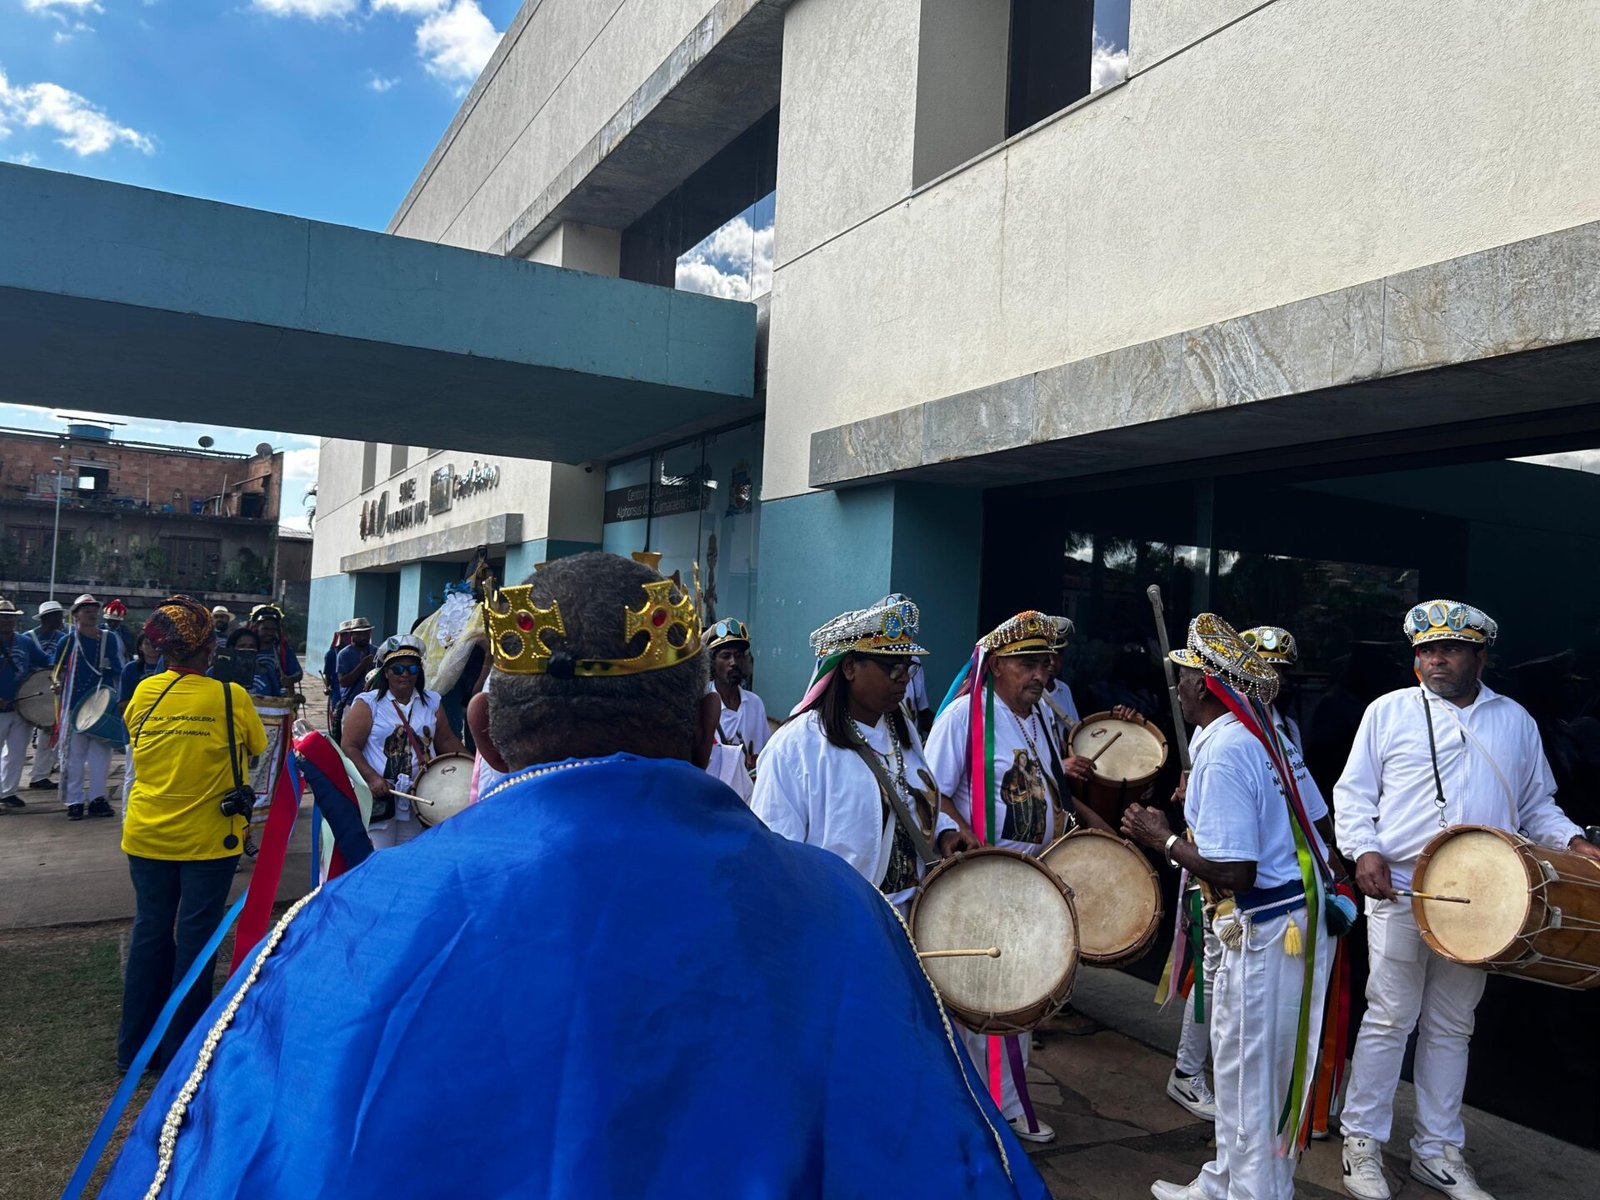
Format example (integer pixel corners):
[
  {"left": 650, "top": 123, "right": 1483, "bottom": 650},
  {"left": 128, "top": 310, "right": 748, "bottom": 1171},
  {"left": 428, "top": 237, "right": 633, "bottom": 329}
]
[{"left": 3, "top": 730, "right": 1595, "bottom": 1197}]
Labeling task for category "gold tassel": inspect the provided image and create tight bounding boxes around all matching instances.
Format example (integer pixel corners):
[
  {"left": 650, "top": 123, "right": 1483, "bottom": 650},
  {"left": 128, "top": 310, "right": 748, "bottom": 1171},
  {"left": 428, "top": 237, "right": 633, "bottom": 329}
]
[{"left": 1283, "top": 917, "right": 1303, "bottom": 957}]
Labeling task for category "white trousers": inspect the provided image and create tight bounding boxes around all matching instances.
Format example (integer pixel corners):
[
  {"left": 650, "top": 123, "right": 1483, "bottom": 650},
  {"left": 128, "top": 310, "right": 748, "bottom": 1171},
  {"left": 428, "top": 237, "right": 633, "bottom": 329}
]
[
  {"left": 28, "top": 726, "right": 56, "bottom": 784},
  {"left": 1197, "top": 909, "right": 1331, "bottom": 1200},
  {"left": 1176, "top": 918, "right": 1225, "bottom": 1077},
  {"left": 958, "top": 1027, "right": 1032, "bottom": 1124},
  {"left": 1340, "top": 901, "right": 1486, "bottom": 1158},
  {"left": 0, "top": 710, "right": 31, "bottom": 797},
  {"left": 58, "top": 725, "right": 112, "bottom": 806},
  {"left": 368, "top": 815, "right": 422, "bottom": 850}
]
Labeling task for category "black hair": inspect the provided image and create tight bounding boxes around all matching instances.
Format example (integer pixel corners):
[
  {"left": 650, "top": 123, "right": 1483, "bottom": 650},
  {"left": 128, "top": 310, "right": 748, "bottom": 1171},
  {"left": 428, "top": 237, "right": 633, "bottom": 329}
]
[
  {"left": 812, "top": 653, "right": 912, "bottom": 752},
  {"left": 227, "top": 628, "right": 261, "bottom": 651}
]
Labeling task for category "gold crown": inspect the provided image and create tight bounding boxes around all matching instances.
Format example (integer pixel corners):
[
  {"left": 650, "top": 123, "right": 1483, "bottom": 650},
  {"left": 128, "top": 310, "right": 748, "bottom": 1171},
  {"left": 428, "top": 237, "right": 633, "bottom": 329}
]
[{"left": 481, "top": 554, "right": 703, "bottom": 677}]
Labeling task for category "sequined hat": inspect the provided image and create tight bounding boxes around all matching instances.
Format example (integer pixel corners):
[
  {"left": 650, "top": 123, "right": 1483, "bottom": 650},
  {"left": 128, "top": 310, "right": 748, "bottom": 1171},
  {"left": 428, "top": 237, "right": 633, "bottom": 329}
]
[
  {"left": 375, "top": 634, "right": 425, "bottom": 666},
  {"left": 978, "top": 611, "right": 1057, "bottom": 657},
  {"left": 1168, "top": 613, "right": 1281, "bottom": 703},
  {"left": 810, "top": 594, "right": 926, "bottom": 659},
  {"left": 705, "top": 617, "right": 751, "bottom": 654},
  {"left": 1242, "top": 625, "right": 1298, "bottom": 666},
  {"left": 1405, "top": 599, "right": 1497, "bottom": 648},
  {"left": 1045, "top": 614, "right": 1075, "bottom": 651}
]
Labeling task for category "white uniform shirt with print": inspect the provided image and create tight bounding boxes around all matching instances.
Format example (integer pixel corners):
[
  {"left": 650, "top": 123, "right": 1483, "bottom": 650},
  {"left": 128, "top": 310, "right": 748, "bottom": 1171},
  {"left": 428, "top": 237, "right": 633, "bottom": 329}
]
[
  {"left": 707, "top": 684, "right": 770, "bottom": 757},
  {"left": 1040, "top": 679, "right": 1080, "bottom": 754},
  {"left": 1185, "top": 712, "right": 1329, "bottom": 890},
  {"left": 751, "top": 711, "right": 953, "bottom": 907},
  {"left": 1333, "top": 682, "right": 1579, "bottom": 888},
  {"left": 351, "top": 688, "right": 442, "bottom": 825},
  {"left": 925, "top": 693, "right": 1061, "bottom": 856}
]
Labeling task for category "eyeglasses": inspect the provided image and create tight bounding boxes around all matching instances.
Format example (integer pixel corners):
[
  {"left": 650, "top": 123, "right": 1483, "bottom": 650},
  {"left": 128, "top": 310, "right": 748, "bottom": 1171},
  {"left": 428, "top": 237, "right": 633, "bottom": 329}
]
[
  {"left": 858, "top": 655, "right": 919, "bottom": 681},
  {"left": 385, "top": 662, "right": 420, "bottom": 676}
]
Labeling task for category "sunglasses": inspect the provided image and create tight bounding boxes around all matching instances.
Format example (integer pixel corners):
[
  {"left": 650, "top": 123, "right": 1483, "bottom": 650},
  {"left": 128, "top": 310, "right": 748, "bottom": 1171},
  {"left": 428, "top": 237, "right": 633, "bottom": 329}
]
[
  {"left": 858, "top": 654, "right": 919, "bottom": 681},
  {"left": 385, "top": 662, "right": 420, "bottom": 676},
  {"left": 712, "top": 619, "right": 750, "bottom": 641}
]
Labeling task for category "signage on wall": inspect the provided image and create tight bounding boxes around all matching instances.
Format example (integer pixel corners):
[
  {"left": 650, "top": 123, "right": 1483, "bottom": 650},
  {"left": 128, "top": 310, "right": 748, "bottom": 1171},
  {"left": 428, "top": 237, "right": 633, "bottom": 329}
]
[
  {"left": 603, "top": 466, "right": 712, "bottom": 525},
  {"left": 360, "top": 460, "right": 500, "bottom": 540}
]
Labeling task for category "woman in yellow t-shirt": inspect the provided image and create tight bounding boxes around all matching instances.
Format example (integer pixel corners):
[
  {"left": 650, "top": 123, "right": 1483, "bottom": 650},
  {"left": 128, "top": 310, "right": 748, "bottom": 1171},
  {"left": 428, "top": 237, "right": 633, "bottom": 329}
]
[{"left": 116, "top": 595, "right": 267, "bottom": 1072}]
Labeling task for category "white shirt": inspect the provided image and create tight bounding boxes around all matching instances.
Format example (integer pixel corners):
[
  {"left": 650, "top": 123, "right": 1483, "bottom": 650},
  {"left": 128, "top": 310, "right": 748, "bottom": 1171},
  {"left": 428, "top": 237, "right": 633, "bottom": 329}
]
[
  {"left": 705, "top": 743, "right": 753, "bottom": 804},
  {"left": 1040, "top": 679, "right": 1080, "bottom": 753},
  {"left": 925, "top": 691, "right": 1061, "bottom": 856},
  {"left": 751, "top": 710, "right": 953, "bottom": 907},
  {"left": 1333, "top": 683, "right": 1579, "bottom": 888},
  {"left": 707, "top": 684, "right": 770, "bottom": 757},
  {"left": 351, "top": 688, "right": 443, "bottom": 824},
  {"left": 905, "top": 665, "right": 931, "bottom": 716},
  {"left": 1186, "top": 712, "right": 1330, "bottom": 891}
]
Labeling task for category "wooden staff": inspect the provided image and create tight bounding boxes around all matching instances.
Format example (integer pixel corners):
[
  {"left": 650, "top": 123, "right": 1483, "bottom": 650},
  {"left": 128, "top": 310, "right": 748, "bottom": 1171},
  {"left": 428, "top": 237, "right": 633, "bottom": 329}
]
[{"left": 1147, "top": 585, "right": 1192, "bottom": 771}]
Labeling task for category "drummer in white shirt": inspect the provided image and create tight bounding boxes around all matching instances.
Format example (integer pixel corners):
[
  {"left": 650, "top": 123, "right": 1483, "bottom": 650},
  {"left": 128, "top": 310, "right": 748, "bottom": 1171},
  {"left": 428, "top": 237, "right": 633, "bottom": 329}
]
[
  {"left": 704, "top": 618, "right": 769, "bottom": 775},
  {"left": 1335, "top": 600, "right": 1600, "bottom": 1200},
  {"left": 1039, "top": 615, "right": 1081, "bottom": 750},
  {"left": 752, "top": 595, "right": 970, "bottom": 914},
  {"left": 925, "top": 611, "right": 1112, "bottom": 1145}
]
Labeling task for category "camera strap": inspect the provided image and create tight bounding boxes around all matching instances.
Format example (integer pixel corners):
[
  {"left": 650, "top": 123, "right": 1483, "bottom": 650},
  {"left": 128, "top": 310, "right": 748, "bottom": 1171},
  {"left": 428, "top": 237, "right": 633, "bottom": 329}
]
[
  {"left": 131, "top": 675, "right": 187, "bottom": 748},
  {"left": 223, "top": 680, "right": 248, "bottom": 797}
]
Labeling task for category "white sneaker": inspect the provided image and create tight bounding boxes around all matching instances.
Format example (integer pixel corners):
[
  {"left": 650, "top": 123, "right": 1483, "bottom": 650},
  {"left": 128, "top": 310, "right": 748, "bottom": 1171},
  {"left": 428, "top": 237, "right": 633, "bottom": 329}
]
[
  {"left": 1166, "top": 1069, "right": 1217, "bottom": 1121},
  {"left": 1410, "top": 1146, "right": 1494, "bottom": 1200},
  {"left": 1007, "top": 1114, "right": 1055, "bottom": 1143},
  {"left": 1342, "top": 1135, "right": 1391, "bottom": 1200},
  {"left": 1150, "top": 1179, "right": 1208, "bottom": 1200}
]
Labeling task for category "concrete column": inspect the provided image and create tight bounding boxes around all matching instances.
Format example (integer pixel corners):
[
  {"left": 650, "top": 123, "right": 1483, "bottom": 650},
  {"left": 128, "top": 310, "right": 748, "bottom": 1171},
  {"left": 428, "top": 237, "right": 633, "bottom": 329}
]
[
  {"left": 754, "top": 483, "right": 983, "bottom": 713},
  {"left": 526, "top": 222, "right": 622, "bottom": 277},
  {"left": 351, "top": 573, "right": 391, "bottom": 638},
  {"left": 397, "top": 561, "right": 460, "bottom": 632}
]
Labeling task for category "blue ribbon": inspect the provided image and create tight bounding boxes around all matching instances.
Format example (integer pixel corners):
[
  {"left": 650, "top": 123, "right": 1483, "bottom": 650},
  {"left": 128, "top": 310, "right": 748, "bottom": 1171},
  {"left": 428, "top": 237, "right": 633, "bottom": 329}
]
[{"left": 61, "top": 891, "right": 249, "bottom": 1200}]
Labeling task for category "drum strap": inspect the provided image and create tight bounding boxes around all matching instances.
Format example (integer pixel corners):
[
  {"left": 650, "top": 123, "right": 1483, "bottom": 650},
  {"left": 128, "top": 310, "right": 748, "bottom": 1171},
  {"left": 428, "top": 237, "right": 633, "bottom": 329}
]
[
  {"left": 1426, "top": 695, "right": 1520, "bottom": 829},
  {"left": 391, "top": 698, "right": 431, "bottom": 778},
  {"left": 849, "top": 734, "right": 939, "bottom": 868}
]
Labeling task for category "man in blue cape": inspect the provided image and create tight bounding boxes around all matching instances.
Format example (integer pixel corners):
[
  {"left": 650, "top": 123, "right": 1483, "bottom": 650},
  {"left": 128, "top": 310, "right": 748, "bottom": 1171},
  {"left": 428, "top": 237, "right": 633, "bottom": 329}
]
[{"left": 103, "top": 551, "right": 1047, "bottom": 1199}]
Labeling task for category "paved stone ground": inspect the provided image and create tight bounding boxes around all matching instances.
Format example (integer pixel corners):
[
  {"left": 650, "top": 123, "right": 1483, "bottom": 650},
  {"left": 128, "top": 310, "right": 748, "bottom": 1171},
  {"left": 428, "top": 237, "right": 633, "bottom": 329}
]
[{"left": 3, "top": 685, "right": 1596, "bottom": 1198}]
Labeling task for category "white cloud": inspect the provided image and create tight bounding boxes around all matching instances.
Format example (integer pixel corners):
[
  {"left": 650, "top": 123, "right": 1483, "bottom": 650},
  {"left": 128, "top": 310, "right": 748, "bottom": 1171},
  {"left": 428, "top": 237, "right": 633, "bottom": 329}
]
[
  {"left": 416, "top": 1, "right": 501, "bottom": 85},
  {"left": 1090, "top": 28, "right": 1129, "bottom": 93},
  {"left": 251, "top": 0, "right": 358, "bottom": 18},
  {"left": 8, "top": 151, "right": 40, "bottom": 166},
  {"left": 0, "top": 68, "right": 154, "bottom": 157},
  {"left": 371, "top": 0, "right": 447, "bottom": 13},
  {"left": 675, "top": 213, "right": 774, "bottom": 302},
  {"left": 23, "top": 0, "right": 101, "bottom": 12},
  {"left": 367, "top": 73, "right": 400, "bottom": 93}
]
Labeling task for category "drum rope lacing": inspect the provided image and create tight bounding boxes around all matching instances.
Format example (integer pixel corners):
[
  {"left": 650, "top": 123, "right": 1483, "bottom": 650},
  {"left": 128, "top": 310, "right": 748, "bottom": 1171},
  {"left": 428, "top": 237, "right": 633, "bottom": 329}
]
[{"left": 145, "top": 756, "right": 608, "bottom": 1197}]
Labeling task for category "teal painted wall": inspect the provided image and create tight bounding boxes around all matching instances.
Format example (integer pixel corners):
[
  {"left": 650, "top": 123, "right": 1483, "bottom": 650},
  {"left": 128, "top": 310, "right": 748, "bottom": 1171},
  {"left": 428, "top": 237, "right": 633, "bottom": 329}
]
[
  {"left": 308, "top": 573, "right": 355, "bottom": 659},
  {"left": 503, "top": 539, "right": 600, "bottom": 585},
  {"left": 754, "top": 484, "right": 982, "bottom": 714},
  {"left": 398, "top": 562, "right": 460, "bottom": 632}
]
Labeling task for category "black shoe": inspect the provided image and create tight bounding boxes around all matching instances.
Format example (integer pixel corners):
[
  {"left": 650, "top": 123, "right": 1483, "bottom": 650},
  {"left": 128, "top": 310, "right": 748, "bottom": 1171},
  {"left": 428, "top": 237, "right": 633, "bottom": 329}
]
[
  {"left": 67, "top": 802, "right": 85, "bottom": 821},
  {"left": 0, "top": 795, "right": 24, "bottom": 809},
  {"left": 29, "top": 779, "right": 58, "bottom": 791},
  {"left": 87, "top": 796, "right": 115, "bottom": 818}
]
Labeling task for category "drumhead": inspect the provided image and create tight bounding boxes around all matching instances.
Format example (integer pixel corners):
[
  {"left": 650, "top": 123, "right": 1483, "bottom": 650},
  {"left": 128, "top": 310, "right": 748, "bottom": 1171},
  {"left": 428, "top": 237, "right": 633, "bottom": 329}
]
[
  {"left": 1415, "top": 828, "right": 1532, "bottom": 962},
  {"left": 912, "top": 850, "right": 1077, "bottom": 1025},
  {"left": 1070, "top": 715, "right": 1165, "bottom": 784},
  {"left": 413, "top": 753, "right": 475, "bottom": 827},
  {"left": 73, "top": 686, "right": 112, "bottom": 730},
  {"left": 15, "top": 670, "right": 56, "bottom": 727},
  {"left": 1040, "top": 831, "right": 1161, "bottom": 962}
]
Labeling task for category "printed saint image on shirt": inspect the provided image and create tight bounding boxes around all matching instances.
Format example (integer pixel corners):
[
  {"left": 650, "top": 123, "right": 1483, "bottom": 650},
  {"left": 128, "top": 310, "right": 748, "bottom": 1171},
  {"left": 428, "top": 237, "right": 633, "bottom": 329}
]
[
  {"left": 383, "top": 724, "right": 434, "bottom": 783},
  {"left": 999, "top": 750, "right": 1048, "bottom": 844}
]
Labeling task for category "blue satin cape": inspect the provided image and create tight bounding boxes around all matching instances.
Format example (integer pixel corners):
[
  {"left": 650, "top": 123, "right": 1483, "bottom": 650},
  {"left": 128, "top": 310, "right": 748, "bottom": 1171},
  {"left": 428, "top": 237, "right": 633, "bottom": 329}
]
[{"left": 102, "top": 755, "right": 1049, "bottom": 1199}]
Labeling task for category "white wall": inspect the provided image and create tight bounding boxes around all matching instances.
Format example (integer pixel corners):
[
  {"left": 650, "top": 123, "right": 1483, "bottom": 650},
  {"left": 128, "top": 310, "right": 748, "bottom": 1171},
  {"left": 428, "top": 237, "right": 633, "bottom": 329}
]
[
  {"left": 762, "top": 0, "right": 1600, "bottom": 499},
  {"left": 391, "top": 0, "right": 724, "bottom": 251}
]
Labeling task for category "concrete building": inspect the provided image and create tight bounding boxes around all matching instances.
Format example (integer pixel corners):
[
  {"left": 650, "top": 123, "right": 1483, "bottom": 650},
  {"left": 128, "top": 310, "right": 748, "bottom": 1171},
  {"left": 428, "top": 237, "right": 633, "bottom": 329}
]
[
  {"left": 302, "top": 0, "right": 1600, "bottom": 1145},
  {"left": 0, "top": 421, "right": 290, "bottom": 623}
]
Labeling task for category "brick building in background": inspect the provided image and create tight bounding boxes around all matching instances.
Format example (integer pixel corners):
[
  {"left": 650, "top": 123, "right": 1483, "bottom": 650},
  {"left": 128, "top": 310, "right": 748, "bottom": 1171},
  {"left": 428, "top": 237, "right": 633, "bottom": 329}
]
[{"left": 0, "top": 421, "right": 306, "bottom": 630}]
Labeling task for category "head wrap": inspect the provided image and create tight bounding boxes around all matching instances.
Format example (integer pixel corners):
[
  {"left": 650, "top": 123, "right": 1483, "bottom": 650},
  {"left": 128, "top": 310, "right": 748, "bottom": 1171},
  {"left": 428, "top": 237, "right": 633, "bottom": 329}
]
[
  {"left": 791, "top": 595, "right": 926, "bottom": 717},
  {"left": 1404, "top": 599, "right": 1496, "bottom": 648},
  {"left": 143, "top": 594, "right": 217, "bottom": 660}
]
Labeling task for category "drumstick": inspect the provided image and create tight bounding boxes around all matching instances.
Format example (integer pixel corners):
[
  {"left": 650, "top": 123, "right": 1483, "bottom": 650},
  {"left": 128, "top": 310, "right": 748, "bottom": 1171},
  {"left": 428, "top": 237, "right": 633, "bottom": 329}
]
[
  {"left": 388, "top": 790, "right": 432, "bottom": 806},
  {"left": 1397, "top": 889, "right": 1471, "bottom": 904},
  {"left": 917, "top": 947, "right": 1002, "bottom": 959},
  {"left": 1088, "top": 731, "right": 1123, "bottom": 764}
]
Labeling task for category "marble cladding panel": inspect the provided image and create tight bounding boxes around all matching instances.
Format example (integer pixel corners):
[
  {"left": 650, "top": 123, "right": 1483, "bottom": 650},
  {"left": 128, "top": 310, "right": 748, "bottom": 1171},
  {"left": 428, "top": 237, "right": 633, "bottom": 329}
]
[{"left": 809, "top": 220, "right": 1600, "bottom": 488}]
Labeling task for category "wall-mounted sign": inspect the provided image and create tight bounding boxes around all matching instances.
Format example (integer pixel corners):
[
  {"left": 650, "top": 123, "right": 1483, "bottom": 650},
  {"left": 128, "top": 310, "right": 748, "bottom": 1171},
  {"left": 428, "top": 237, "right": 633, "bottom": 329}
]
[
  {"left": 360, "top": 459, "right": 502, "bottom": 540},
  {"left": 455, "top": 461, "right": 500, "bottom": 500},
  {"left": 359, "top": 490, "right": 427, "bottom": 540},
  {"left": 603, "top": 467, "right": 712, "bottom": 525},
  {"left": 430, "top": 466, "right": 454, "bottom": 515}
]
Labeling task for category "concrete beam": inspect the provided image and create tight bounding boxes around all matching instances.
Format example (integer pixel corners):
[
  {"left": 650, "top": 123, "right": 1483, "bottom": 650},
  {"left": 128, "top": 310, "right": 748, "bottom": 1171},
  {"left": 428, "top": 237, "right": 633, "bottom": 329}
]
[
  {"left": 809, "top": 220, "right": 1600, "bottom": 489},
  {"left": 340, "top": 513, "right": 524, "bottom": 573},
  {"left": 0, "top": 165, "right": 755, "bottom": 466},
  {"left": 498, "top": 0, "right": 791, "bottom": 259}
]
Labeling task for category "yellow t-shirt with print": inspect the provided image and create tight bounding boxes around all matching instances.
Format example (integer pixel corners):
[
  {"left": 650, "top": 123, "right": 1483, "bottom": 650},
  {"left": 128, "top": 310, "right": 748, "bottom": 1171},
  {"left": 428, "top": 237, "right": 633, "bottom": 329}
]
[{"left": 122, "top": 671, "right": 269, "bottom": 861}]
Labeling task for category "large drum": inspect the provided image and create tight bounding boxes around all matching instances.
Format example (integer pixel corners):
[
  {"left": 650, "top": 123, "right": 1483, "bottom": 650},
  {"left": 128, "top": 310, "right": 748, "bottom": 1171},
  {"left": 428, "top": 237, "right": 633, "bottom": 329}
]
[
  {"left": 1068, "top": 711, "right": 1168, "bottom": 823},
  {"left": 910, "top": 848, "right": 1080, "bottom": 1036},
  {"left": 410, "top": 753, "right": 475, "bottom": 828},
  {"left": 72, "top": 686, "right": 126, "bottom": 746},
  {"left": 1413, "top": 824, "right": 1600, "bottom": 989},
  {"left": 1040, "top": 829, "right": 1163, "bottom": 967},
  {"left": 14, "top": 670, "right": 56, "bottom": 728}
]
